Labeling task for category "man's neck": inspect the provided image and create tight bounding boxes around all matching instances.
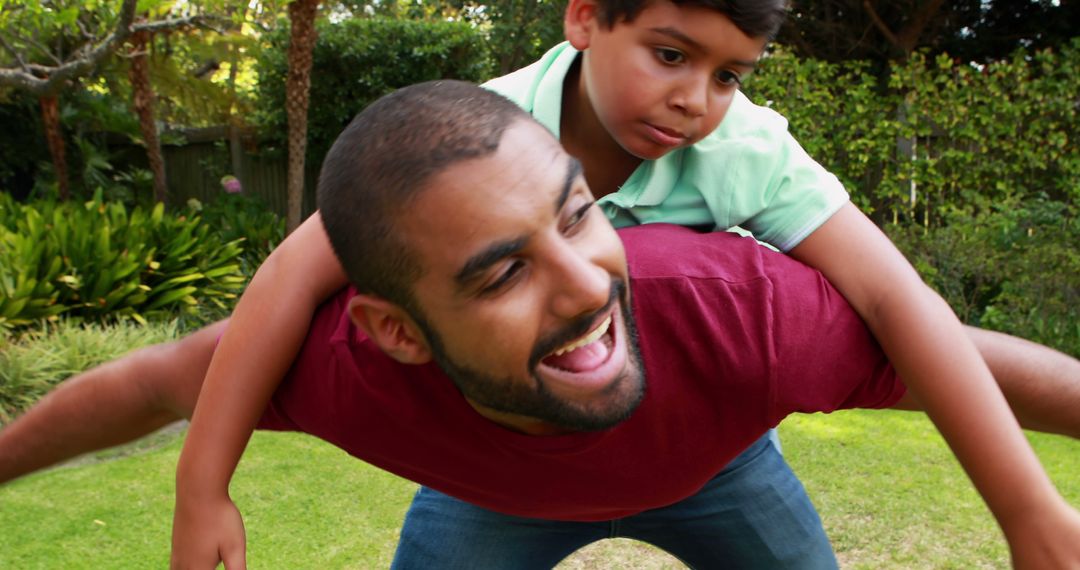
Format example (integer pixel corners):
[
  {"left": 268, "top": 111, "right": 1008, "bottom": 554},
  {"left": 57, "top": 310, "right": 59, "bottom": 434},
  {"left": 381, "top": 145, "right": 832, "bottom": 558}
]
[
  {"left": 465, "top": 398, "right": 575, "bottom": 436},
  {"left": 559, "top": 58, "right": 642, "bottom": 200}
]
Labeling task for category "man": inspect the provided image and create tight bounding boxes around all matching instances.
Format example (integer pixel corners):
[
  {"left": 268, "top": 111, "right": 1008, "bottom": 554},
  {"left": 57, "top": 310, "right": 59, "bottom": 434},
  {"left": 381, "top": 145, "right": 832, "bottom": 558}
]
[{"left": 4, "top": 81, "right": 1080, "bottom": 569}]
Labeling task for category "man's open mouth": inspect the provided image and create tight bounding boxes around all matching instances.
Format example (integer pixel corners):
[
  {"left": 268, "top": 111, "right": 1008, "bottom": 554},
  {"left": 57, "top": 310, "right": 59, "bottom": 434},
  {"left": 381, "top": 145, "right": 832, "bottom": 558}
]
[
  {"left": 542, "top": 315, "right": 613, "bottom": 371},
  {"left": 536, "top": 308, "right": 626, "bottom": 394}
]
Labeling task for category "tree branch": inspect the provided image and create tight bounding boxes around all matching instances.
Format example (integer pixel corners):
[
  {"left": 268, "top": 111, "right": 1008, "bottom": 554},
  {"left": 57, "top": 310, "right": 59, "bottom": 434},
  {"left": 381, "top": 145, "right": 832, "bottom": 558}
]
[
  {"left": 863, "top": 0, "right": 900, "bottom": 48},
  {"left": 896, "top": 0, "right": 947, "bottom": 53},
  {"left": 0, "top": 0, "right": 226, "bottom": 96},
  {"left": 0, "top": 0, "right": 139, "bottom": 96}
]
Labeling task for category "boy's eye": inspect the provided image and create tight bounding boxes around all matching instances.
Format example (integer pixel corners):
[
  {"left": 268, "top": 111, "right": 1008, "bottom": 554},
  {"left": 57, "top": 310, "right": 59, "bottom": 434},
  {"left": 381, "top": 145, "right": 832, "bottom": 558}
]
[
  {"left": 655, "top": 47, "right": 685, "bottom": 65},
  {"left": 715, "top": 69, "right": 742, "bottom": 87}
]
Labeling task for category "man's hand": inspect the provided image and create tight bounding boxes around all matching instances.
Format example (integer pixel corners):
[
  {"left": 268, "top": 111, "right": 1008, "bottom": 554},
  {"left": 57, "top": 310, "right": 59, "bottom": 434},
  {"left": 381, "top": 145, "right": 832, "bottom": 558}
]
[
  {"left": 171, "top": 495, "right": 247, "bottom": 570},
  {"left": 1003, "top": 498, "right": 1080, "bottom": 570}
]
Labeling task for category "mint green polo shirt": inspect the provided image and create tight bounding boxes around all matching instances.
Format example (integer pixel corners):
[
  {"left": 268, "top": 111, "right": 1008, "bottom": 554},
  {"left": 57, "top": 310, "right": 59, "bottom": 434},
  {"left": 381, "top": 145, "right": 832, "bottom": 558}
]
[{"left": 483, "top": 42, "right": 849, "bottom": 252}]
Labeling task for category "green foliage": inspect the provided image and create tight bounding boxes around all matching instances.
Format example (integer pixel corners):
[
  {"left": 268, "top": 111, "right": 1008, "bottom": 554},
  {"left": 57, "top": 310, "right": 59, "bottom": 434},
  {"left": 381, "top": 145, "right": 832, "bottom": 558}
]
[
  {"left": 453, "top": 0, "right": 565, "bottom": 75},
  {"left": 253, "top": 17, "right": 493, "bottom": 165},
  {"left": 0, "top": 319, "right": 181, "bottom": 423},
  {"left": 187, "top": 192, "right": 285, "bottom": 275},
  {"left": 889, "top": 199, "right": 1080, "bottom": 357},
  {"left": 744, "top": 39, "right": 1080, "bottom": 226},
  {"left": 0, "top": 192, "right": 247, "bottom": 330},
  {"left": 743, "top": 42, "right": 1079, "bottom": 353}
]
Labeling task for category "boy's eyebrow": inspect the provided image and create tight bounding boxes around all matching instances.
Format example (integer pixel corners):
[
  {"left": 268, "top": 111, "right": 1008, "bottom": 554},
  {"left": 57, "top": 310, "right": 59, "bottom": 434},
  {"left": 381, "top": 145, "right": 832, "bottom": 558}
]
[
  {"left": 650, "top": 26, "right": 758, "bottom": 68},
  {"left": 454, "top": 156, "right": 584, "bottom": 288}
]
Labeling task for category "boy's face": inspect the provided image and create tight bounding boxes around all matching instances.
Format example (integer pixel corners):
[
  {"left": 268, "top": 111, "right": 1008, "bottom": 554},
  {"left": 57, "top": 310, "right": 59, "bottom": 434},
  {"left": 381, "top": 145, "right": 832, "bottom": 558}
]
[
  {"left": 566, "top": 0, "right": 768, "bottom": 159},
  {"left": 399, "top": 119, "right": 645, "bottom": 434}
]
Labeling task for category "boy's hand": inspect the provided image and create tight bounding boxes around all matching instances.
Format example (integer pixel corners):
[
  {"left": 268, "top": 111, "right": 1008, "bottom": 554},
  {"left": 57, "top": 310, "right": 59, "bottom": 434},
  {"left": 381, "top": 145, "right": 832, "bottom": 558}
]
[
  {"left": 1004, "top": 499, "right": 1080, "bottom": 570},
  {"left": 171, "top": 495, "right": 247, "bottom": 570}
]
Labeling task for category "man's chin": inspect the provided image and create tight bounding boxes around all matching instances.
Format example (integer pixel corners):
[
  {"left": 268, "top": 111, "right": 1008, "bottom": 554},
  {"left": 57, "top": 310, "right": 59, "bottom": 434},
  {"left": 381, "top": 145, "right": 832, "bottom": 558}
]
[{"left": 552, "top": 367, "right": 645, "bottom": 432}]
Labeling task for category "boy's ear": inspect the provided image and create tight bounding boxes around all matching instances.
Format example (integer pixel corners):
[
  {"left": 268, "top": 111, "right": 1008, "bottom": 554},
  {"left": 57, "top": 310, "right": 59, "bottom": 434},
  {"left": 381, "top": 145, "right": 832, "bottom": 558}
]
[
  {"left": 564, "top": 0, "right": 600, "bottom": 50},
  {"left": 347, "top": 294, "right": 432, "bottom": 365}
]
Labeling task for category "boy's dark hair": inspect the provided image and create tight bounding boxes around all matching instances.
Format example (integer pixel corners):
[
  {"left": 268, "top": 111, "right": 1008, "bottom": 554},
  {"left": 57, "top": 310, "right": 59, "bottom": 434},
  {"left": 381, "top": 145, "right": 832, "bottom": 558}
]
[
  {"left": 317, "top": 80, "right": 530, "bottom": 311},
  {"left": 596, "top": 0, "right": 788, "bottom": 39}
]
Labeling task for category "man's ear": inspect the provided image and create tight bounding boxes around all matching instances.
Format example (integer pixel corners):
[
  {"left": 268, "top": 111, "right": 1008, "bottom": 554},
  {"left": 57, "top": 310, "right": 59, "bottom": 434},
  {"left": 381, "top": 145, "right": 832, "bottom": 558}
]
[
  {"left": 347, "top": 294, "right": 432, "bottom": 365},
  {"left": 564, "top": 0, "right": 600, "bottom": 50}
]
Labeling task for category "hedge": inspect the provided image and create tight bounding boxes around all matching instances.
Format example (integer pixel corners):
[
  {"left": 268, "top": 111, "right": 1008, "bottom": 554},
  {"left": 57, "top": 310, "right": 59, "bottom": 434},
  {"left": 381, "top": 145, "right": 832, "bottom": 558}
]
[
  {"left": 253, "top": 17, "right": 493, "bottom": 169},
  {"left": 743, "top": 38, "right": 1080, "bottom": 228}
]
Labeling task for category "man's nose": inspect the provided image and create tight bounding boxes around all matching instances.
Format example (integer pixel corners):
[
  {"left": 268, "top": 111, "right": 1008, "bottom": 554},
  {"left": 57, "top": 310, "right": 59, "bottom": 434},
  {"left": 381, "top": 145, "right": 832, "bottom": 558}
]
[
  {"left": 549, "top": 245, "right": 611, "bottom": 320},
  {"left": 670, "top": 73, "right": 708, "bottom": 118}
]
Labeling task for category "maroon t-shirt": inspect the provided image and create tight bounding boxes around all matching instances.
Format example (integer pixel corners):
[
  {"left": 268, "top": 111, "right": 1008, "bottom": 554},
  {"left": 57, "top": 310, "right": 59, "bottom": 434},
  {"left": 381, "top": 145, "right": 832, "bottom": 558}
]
[{"left": 258, "top": 224, "right": 904, "bottom": 521}]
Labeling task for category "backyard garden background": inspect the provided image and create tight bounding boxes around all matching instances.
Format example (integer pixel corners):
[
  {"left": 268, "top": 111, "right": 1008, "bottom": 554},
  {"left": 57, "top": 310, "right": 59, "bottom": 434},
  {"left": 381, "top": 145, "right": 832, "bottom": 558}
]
[{"left": 1, "top": 1, "right": 1078, "bottom": 567}]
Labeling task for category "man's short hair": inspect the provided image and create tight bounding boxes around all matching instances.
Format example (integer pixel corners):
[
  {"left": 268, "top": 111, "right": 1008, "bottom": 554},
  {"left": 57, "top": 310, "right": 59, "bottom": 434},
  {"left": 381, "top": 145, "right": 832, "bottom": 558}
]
[
  {"left": 595, "top": 0, "right": 788, "bottom": 40},
  {"left": 318, "top": 80, "right": 531, "bottom": 311}
]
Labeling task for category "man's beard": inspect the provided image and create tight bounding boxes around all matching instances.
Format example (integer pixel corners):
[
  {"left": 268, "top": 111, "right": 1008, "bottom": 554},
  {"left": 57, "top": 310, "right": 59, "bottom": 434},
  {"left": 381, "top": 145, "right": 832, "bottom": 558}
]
[{"left": 417, "top": 279, "right": 645, "bottom": 432}]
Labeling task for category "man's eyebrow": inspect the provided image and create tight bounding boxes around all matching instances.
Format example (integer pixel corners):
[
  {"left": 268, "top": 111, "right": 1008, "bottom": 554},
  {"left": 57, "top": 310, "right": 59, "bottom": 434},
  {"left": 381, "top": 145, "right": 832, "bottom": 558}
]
[
  {"left": 556, "top": 157, "right": 584, "bottom": 214},
  {"left": 649, "top": 26, "right": 758, "bottom": 68}
]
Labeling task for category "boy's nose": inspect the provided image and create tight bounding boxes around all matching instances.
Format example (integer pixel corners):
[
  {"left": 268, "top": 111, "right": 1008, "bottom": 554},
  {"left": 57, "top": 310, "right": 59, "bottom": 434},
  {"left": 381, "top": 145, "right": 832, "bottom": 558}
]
[{"left": 670, "top": 75, "right": 708, "bottom": 118}]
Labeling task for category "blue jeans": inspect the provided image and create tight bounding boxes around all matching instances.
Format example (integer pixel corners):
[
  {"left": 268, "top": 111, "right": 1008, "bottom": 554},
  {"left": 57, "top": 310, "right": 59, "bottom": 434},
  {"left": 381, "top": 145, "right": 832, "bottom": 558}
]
[{"left": 391, "top": 433, "right": 835, "bottom": 569}]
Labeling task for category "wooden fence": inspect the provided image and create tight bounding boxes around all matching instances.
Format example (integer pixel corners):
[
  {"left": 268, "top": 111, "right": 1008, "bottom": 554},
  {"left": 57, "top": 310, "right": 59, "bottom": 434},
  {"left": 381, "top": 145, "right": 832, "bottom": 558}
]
[{"left": 161, "top": 127, "right": 318, "bottom": 218}]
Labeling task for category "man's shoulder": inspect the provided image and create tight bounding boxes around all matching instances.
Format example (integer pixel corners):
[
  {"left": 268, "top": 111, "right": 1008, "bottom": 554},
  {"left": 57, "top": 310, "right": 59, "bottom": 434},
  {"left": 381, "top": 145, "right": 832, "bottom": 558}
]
[{"left": 619, "top": 224, "right": 778, "bottom": 284}]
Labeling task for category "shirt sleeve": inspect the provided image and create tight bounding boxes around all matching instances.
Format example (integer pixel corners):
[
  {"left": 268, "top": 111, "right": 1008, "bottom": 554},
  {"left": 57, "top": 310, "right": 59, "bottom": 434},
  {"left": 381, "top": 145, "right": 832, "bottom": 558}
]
[
  {"left": 688, "top": 92, "right": 850, "bottom": 252},
  {"left": 761, "top": 247, "right": 905, "bottom": 423}
]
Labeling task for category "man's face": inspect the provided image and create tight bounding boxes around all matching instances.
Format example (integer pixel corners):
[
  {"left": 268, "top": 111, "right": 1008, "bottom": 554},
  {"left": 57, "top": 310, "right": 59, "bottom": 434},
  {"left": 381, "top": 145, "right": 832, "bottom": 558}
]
[
  {"left": 400, "top": 119, "right": 645, "bottom": 434},
  {"left": 570, "top": 0, "right": 768, "bottom": 159}
]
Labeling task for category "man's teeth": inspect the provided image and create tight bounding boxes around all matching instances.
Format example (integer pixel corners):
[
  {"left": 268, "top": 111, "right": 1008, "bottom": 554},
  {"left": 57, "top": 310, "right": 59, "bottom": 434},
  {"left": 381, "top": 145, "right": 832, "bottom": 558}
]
[{"left": 551, "top": 316, "right": 612, "bottom": 356}]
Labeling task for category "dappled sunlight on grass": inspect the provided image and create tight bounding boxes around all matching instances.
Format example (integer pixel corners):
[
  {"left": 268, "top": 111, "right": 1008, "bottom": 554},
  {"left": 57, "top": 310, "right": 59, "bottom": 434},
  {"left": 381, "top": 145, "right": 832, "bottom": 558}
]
[{"left": 781, "top": 409, "right": 1080, "bottom": 569}]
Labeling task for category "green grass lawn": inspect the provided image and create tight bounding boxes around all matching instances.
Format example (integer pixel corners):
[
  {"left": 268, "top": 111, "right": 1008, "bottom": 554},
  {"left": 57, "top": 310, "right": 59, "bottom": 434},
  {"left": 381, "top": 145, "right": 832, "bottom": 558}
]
[{"left": 1, "top": 410, "right": 1077, "bottom": 568}]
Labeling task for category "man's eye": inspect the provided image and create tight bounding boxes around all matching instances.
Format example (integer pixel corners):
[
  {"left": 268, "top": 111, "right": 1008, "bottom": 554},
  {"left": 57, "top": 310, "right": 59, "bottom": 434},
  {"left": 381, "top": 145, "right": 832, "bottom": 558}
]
[
  {"left": 481, "top": 261, "right": 524, "bottom": 294},
  {"left": 655, "top": 48, "right": 684, "bottom": 65},
  {"left": 563, "top": 201, "right": 595, "bottom": 233},
  {"left": 715, "top": 69, "right": 742, "bottom": 87}
]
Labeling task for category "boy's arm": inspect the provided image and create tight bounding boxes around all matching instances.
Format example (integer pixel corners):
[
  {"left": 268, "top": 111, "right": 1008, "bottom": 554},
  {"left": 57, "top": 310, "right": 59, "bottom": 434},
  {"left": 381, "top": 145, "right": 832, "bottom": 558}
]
[
  {"left": 791, "top": 203, "right": 1080, "bottom": 566},
  {"left": 171, "top": 212, "right": 347, "bottom": 569}
]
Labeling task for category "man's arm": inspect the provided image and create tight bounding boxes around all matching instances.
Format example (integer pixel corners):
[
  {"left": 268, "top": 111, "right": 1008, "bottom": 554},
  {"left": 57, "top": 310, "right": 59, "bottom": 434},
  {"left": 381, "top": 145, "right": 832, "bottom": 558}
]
[
  {"left": 891, "top": 325, "right": 1080, "bottom": 439},
  {"left": 791, "top": 203, "right": 1080, "bottom": 567},
  {"left": 172, "top": 212, "right": 348, "bottom": 569}
]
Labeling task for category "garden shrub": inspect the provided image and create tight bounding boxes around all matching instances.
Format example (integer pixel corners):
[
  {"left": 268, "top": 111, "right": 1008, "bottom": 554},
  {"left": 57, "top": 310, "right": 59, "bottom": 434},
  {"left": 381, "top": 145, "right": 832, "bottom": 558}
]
[
  {"left": 0, "top": 192, "right": 246, "bottom": 330},
  {"left": 0, "top": 319, "right": 181, "bottom": 423},
  {"left": 254, "top": 17, "right": 492, "bottom": 168},
  {"left": 889, "top": 199, "right": 1080, "bottom": 357},
  {"left": 187, "top": 192, "right": 285, "bottom": 277},
  {"left": 745, "top": 39, "right": 1080, "bottom": 226}
]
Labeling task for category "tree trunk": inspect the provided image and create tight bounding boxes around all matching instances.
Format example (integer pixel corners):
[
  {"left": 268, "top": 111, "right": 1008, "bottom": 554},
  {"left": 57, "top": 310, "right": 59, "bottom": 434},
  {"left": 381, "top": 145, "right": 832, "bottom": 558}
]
[
  {"left": 228, "top": 45, "right": 244, "bottom": 186},
  {"left": 38, "top": 96, "right": 69, "bottom": 200},
  {"left": 128, "top": 28, "right": 168, "bottom": 204},
  {"left": 226, "top": 3, "right": 248, "bottom": 189},
  {"left": 284, "top": 0, "right": 320, "bottom": 233}
]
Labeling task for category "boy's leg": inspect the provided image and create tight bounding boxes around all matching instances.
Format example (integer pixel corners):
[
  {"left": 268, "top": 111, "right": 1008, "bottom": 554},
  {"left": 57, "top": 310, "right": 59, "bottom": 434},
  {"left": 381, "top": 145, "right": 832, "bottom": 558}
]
[
  {"left": 622, "top": 433, "right": 837, "bottom": 569},
  {"left": 0, "top": 320, "right": 226, "bottom": 484},
  {"left": 967, "top": 325, "right": 1080, "bottom": 438},
  {"left": 392, "top": 486, "right": 607, "bottom": 570}
]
